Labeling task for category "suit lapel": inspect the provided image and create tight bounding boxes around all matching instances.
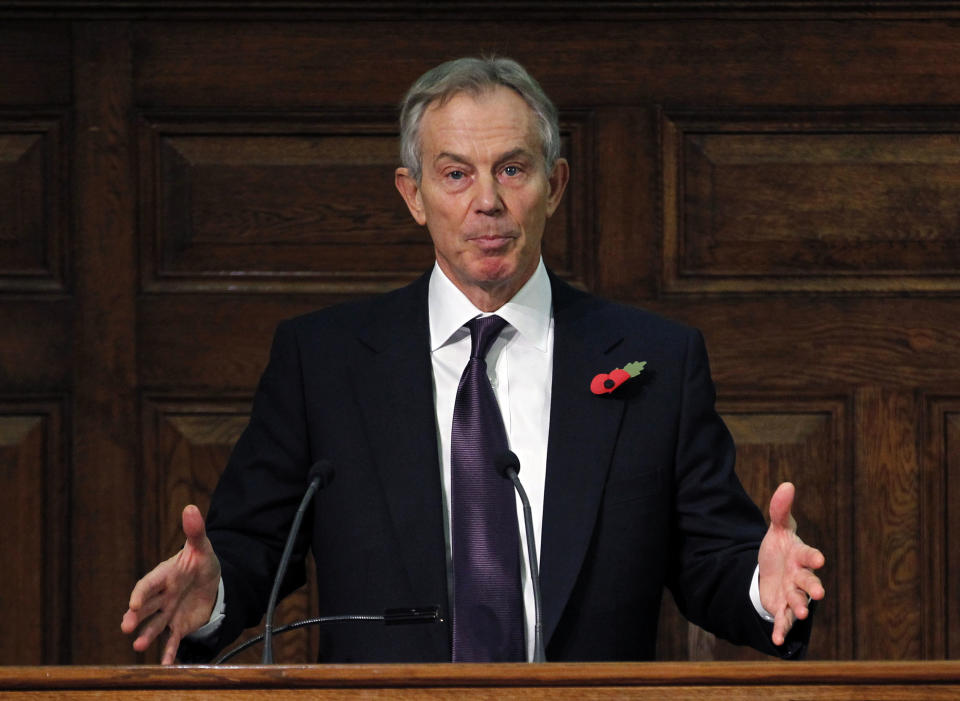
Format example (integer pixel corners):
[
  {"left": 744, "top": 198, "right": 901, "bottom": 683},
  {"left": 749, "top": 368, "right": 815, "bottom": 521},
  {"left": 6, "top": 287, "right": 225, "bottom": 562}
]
[
  {"left": 539, "top": 276, "right": 627, "bottom": 648},
  {"left": 349, "top": 273, "right": 450, "bottom": 658}
]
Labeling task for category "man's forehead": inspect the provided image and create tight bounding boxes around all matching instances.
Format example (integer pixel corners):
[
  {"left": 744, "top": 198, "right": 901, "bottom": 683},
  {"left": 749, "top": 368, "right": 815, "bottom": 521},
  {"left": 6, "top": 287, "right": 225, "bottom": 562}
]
[{"left": 420, "top": 87, "right": 540, "bottom": 152}]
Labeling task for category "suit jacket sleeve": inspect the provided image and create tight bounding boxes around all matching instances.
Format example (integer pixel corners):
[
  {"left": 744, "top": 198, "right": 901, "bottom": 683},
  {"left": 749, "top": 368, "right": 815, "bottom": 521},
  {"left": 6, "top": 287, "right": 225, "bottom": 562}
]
[
  {"left": 666, "top": 328, "right": 811, "bottom": 658},
  {"left": 179, "top": 318, "right": 315, "bottom": 661}
]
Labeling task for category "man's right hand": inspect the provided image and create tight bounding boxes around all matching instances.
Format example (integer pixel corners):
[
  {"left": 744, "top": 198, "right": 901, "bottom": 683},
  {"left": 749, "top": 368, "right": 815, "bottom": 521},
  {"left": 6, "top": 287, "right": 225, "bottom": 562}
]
[{"left": 121, "top": 504, "right": 222, "bottom": 664}]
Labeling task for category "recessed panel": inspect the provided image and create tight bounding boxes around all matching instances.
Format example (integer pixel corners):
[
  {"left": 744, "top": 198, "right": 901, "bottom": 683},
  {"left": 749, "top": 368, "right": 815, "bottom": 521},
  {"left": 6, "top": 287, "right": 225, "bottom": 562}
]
[
  {"left": 927, "top": 398, "right": 960, "bottom": 659},
  {"left": 141, "top": 119, "right": 431, "bottom": 292},
  {"left": 140, "top": 116, "right": 588, "bottom": 293},
  {"left": 663, "top": 113, "right": 960, "bottom": 292},
  {"left": 142, "top": 397, "right": 316, "bottom": 662},
  {"left": 0, "top": 118, "right": 66, "bottom": 292},
  {"left": 659, "top": 396, "right": 847, "bottom": 661},
  {"left": 948, "top": 409, "right": 960, "bottom": 658},
  {"left": 0, "top": 401, "right": 66, "bottom": 664}
]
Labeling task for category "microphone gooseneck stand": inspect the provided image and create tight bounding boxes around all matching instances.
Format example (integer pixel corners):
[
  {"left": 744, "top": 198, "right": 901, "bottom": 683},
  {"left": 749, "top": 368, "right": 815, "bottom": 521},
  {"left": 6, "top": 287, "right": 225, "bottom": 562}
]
[{"left": 496, "top": 450, "right": 546, "bottom": 662}]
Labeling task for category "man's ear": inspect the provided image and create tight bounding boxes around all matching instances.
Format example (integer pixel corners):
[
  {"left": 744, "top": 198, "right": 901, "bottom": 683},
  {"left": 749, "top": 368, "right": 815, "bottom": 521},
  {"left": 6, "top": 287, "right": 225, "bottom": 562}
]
[
  {"left": 395, "top": 167, "right": 427, "bottom": 226},
  {"left": 545, "top": 157, "right": 570, "bottom": 218}
]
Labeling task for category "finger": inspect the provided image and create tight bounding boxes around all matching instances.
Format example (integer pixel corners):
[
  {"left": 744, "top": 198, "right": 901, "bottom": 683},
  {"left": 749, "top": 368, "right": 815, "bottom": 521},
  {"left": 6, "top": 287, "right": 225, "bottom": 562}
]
[
  {"left": 796, "top": 544, "right": 826, "bottom": 570},
  {"left": 122, "top": 591, "right": 166, "bottom": 633},
  {"left": 786, "top": 588, "right": 811, "bottom": 619},
  {"left": 161, "top": 629, "right": 182, "bottom": 665},
  {"left": 794, "top": 568, "right": 825, "bottom": 601},
  {"left": 120, "top": 608, "right": 141, "bottom": 634},
  {"left": 768, "top": 482, "right": 796, "bottom": 530},
  {"left": 772, "top": 607, "right": 795, "bottom": 646},
  {"left": 181, "top": 504, "right": 207, "bottom": 546},
  {"left": 132, "top": 609, "right": 172, "bottom": 653},
  {"left": 127, "top": 569, "right": 168, "bottom": 611},
  {"left": 128, "top": 590, "right": 168, "bottom": 627}
]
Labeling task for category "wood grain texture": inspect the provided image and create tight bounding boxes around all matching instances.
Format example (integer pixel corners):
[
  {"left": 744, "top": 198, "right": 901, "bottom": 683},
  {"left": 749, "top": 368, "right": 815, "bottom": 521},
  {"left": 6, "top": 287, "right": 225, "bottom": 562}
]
[
  {"left": 663, "top": 113, "right": 960, "bottom": 292},
  {"left": 140, "top": 397, "right": 319, "bottom": 663},
  {"left": 0, "top": 22, "right": 71, "bottom": 105},
  {"left": 0, "top": 402, "right": 67, "bottom": 664},
  {"left": 0, "top": 300, "right": 71, "bottom": 391},
  {"left": 3, "top": 662, "right": 960, "bottom": 700},
  {"left": 945, "top": 408, "right": 960, "bottom": 659},
  {"left": 0, "top": 116, "right": 68, "bottom": 291},
  {"left": 132, "top": 20, "right": 960, "bottom": 109},
  {"left": 70, "top": 21, "right": 139, "bottom": 663},
  {"left": 0, "top": 6, "right": 958, "bottom": 665},
  {"left": 136, "top": 115, "right": 589, "bottom": 294},
  {"left": 922, "top": 397, "right": 960, "bottom": 659},
  {"left": 854, "top": 389, "right": 922, "bottom": 659},
  {"left": 657, "top": 397, "right": 849, "bottom": 661}
]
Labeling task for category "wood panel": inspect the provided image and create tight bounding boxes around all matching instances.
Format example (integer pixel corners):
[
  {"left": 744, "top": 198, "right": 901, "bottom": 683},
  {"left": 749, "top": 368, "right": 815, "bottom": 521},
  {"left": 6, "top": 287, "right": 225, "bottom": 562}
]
[
  {"left": 0, "top": 16, "right": 73, "bottom": 668},
  {"left": 854, "top": 389, "right": 922, "bottom": 659},
  {"left": 136, "top": 114, "right": 590, "bottom": 294},
  {"left": 662, "top": 113, "right": 960, "bottom": 293},
  {"left": 0, "top": 22, "right": 71, "bottom": 106},
  {"left": 0, "top": 401, "right": 68, "bottom": 664},
  {"left": 70, "top": 21, "right": 139, "bottom": 664},
  {"left": 923, "top": 397, "right": 960, "bottom": 659},
  {"left": 4, "top": 662, "right": 960, "bottom": 701},
  {"left": 0, "top": 115, "right": 68, "bottom": 292},
  {"left": 131, "top": 20, "right": 960, "bottom": 109},
  {"left": 657, "top": 397, "right": 849, "bottom": 661},
  {"left": 0, "top": 6, "right": 956, "bottom": 665},
  {"left": 945, "top": 406, "right": 960, "bottom": 659},
  {"left": 141, "top": 397, "right": 319, "bottom": 662},
  {"left": 138, "top": 117, "right": 429, "bottom": 293}
]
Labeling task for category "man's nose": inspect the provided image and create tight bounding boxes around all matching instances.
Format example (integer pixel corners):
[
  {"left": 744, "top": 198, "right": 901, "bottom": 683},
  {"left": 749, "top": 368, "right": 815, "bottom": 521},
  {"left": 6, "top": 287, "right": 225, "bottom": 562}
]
[{"left": 473, "top": 174, "right": 503, "bottom": 216}]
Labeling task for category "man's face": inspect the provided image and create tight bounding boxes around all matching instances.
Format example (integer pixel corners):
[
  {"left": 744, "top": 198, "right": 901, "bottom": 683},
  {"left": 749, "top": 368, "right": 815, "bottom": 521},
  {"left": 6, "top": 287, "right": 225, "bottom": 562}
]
[{"left": 395, "top": 86, "right": 568, "bottom": 310}]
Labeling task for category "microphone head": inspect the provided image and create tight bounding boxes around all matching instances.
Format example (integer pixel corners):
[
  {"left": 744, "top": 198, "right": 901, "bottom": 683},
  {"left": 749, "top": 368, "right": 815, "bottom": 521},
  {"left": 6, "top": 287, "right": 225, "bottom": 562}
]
[
  {"left": 494, "top": 450, "right": 520, "bottom": 478},
  {"left": 308, "top": 458, "right": 335, "bottom": 488}
]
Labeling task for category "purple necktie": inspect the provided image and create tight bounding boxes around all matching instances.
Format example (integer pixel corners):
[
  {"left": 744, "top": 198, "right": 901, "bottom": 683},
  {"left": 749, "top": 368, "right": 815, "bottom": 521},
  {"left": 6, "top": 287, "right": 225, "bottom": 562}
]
[{"left": 450, "top": 315, "right": 524, "bottom": 662}]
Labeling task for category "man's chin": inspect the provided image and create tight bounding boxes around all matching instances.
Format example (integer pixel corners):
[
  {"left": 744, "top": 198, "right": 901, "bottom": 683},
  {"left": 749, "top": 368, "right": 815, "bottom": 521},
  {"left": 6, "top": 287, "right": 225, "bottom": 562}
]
[{"left": 469, "top": 257, "right": 518, "bottom": 286}]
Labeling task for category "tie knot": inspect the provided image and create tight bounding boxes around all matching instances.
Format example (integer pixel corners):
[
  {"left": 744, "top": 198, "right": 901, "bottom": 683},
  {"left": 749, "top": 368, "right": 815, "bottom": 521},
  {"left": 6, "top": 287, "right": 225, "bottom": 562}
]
[{"left": 466, "top": 315, "right": 508, "bottom": 360}]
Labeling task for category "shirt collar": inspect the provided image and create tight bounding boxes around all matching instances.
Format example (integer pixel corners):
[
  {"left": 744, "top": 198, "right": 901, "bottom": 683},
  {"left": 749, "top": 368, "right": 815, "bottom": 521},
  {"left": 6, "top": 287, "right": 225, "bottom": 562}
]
[{"left": 428, "top": 258, "right": 552, "bottom": 353}]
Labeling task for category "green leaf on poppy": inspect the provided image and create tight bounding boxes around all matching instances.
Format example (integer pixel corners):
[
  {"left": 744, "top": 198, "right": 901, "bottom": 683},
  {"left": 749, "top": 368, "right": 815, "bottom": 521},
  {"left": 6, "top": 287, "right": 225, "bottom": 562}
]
[{"left": 623, "top": 361, "right": 647, "bottom": 377}]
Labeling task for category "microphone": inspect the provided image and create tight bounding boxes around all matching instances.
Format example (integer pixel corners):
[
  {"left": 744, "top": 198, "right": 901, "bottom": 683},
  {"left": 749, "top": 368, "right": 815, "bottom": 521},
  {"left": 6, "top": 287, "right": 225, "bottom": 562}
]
[
  {"left": 495, "top": 451, "right": 545, "bottom": 662},
  {"left": 262, "top": 458, "right": 335, "bottom": 663},
  {"left": 216, "top": 605, "right": 441, "bottom": 664}
]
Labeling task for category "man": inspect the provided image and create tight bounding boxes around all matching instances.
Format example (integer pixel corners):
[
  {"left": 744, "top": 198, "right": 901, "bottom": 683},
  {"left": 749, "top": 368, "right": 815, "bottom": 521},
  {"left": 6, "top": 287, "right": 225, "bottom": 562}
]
[{"left": 122, "top": 56, "right": 825, "bottom": 664}]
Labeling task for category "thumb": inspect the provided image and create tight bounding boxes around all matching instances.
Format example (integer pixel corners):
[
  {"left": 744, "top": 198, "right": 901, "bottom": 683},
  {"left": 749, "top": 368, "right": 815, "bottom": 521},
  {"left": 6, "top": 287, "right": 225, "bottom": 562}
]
[
  {"left": 768, "top": 482, "right": 796, "bottom": 530},
  {"left": 181, "top": 504, "right": 208, "bottom": 548}
]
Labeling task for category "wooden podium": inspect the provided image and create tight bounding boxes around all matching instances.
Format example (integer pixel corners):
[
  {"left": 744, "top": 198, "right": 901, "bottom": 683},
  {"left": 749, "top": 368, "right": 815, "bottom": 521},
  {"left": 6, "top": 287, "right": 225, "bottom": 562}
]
[{"left": 1, "top": 662, "right": 959, "bottom": 700}]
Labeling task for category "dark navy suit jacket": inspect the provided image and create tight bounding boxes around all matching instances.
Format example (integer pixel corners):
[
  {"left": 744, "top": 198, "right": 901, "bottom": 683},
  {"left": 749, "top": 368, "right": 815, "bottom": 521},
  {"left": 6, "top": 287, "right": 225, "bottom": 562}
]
[{"left": 184, "top": 270, "right": 811, "bottom": 662}]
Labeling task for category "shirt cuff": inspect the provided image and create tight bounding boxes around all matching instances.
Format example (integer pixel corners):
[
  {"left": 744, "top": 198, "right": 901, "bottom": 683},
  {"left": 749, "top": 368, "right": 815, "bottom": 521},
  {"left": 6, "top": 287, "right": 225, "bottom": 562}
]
[
  {"left": 749, "top": 564, "right": 776, "bottom": 622},
  {"left": 184, "top": 577, "right": 226, "bottom": 641}
]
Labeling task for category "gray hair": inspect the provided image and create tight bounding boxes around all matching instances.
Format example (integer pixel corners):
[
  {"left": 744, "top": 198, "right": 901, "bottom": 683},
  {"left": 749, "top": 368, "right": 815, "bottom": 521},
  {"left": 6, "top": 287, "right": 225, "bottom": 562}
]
[{"left": 399, "top": 56, "right": 560, "bottom": 182}]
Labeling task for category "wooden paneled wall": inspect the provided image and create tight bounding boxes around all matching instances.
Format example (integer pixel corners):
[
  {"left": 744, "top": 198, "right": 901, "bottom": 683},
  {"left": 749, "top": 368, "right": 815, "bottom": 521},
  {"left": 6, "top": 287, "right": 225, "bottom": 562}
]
[{"left": 1, "top": 2, "right": 959, "bottom": 665}]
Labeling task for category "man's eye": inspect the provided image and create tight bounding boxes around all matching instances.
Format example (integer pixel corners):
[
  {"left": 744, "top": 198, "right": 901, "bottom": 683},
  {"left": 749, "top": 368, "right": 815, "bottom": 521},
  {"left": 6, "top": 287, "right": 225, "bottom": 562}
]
[
  {"left": 447, "top": 170, "right": 465, "bottom": 180},
  {"left": 502, "top": 165, "right": 520, "bottom": 177}
]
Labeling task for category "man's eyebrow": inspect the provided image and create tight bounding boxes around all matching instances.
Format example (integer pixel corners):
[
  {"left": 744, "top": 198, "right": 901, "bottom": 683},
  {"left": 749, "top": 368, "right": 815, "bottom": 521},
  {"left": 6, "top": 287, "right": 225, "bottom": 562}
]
[
  {"left": 432, "top": 148, "right": 535, "bottom": 167},
  {"left": 494, "top": 148, "right": 535, "bottom": 167},
  {"left": 433, "top": 151, "right": 471, "bottom": 165}
]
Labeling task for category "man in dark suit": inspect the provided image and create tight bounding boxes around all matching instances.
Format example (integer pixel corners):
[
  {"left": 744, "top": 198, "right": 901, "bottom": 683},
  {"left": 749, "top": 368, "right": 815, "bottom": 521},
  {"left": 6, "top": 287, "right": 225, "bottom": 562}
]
[{"left": 122, "top": 56, "right": 824, "bottom": 664}]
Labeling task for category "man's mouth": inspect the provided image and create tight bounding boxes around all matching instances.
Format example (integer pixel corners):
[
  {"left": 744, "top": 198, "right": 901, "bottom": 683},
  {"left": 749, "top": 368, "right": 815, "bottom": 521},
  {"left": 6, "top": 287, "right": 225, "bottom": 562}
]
[{"left": 468, "top": 233, "right": 516, "bottom": 250}]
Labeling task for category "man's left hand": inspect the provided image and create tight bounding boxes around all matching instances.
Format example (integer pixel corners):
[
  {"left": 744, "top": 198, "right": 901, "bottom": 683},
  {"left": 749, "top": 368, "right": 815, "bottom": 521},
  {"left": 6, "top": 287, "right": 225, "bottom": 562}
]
[{"left": 758, "top": 482, "right": 826, "bottom": 646}]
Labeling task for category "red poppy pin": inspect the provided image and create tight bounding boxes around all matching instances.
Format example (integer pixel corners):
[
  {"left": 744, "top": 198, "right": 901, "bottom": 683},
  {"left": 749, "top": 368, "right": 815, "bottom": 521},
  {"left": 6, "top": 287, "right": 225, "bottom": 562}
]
[{"left": 590, "top": 361, "right": 647, "bottom": 395}]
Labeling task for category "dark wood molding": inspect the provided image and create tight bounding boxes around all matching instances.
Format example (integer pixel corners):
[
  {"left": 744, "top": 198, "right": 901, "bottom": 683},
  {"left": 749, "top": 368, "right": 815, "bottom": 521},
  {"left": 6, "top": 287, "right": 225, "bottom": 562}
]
[{"left": 4, "top": 1, "right": 960, "bottom": 20}]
